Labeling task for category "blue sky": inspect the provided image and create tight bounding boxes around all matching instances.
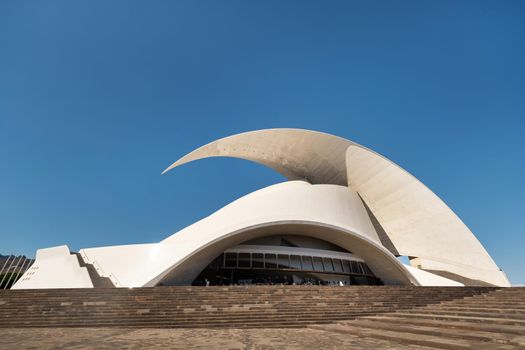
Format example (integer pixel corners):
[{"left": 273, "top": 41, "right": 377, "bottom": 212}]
[{"left": 1, "top": 1, "right": 523, "bottom": 285}]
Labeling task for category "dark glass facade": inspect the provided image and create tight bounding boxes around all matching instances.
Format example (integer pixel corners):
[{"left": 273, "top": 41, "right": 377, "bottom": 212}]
[{"left": 193, "top": 251, "right": 382, "bottom": 286}]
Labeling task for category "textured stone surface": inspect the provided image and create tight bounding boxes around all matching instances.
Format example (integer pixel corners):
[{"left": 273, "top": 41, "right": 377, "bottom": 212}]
[
  {"left": 311, "top": 288, "right": 525, "bottom": 349},
  {"left": 0, "top": 286, "right": 492, "bottom": 328},
  {"left": 0, "top": 327, "right": 435, "bottom": 350},
  {"left": 2, "top": 288, "right": 523, "bottom": 349}
]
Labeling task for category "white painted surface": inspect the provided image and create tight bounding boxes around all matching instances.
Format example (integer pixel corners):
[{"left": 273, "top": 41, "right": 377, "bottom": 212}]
[
  {"left": 162, "top": 180, "right": 380, "bottom": 246},
  {"left": 12, "top": 245, "right": 93, "bottom": 289},
  {"left": 14, "top": 128, "right": 510, "bottom": 288},
  {"left": 404, "top": 265, "right": 464, "bottom": 287},
  {"left": 80, "top": 243, "right": 157, "bottom": 288},
  {"left": 164, "top": 128, "right": 510, "bottom": 286},
  {"left": 345, "top": 146, "right": 510, "bottom": 286},
  {"left": 79, "top": 181, "right": 416, "bottom": 287},
  {"left": 162, "top": 128, "right": 352, "bottom": 185}
]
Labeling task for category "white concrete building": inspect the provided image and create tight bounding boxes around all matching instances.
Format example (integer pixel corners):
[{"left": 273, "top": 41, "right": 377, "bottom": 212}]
[{"left": 13, "top": 129, "right": 510, "bottom": 289}]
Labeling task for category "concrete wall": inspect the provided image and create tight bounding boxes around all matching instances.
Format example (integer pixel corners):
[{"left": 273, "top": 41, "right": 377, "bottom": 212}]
[
  {"left": 12, "top": 245, "right": 93, "bottom": 289},
  {"left": 82, "top": 181, "right": 416, "bottom": 287}
]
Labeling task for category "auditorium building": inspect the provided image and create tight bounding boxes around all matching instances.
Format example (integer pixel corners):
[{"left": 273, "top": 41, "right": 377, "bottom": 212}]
[{"left": 13, "top": 129, "right": 510, "bottom": 289}]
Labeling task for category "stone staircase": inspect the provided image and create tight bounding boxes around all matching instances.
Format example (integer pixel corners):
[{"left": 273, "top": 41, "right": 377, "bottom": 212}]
[
  {"left": 0, "top": 286, "right": 493, "bottom": 329},
  {"left": 310, "top": 287, "right": 525, "bottom": 349},
  {"left": 73, "top": 253, "right": 114, "bottom": 288}
]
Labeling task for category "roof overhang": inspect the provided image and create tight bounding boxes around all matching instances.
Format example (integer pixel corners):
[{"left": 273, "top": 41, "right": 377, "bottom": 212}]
[{"left": 163, "top": 128, "right": 510, "bottom": 286}]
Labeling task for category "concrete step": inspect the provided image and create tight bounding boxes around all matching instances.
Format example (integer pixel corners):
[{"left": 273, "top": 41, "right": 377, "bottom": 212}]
[
  {"left": 424, "top": 306, "right": 525, "bottom": 315},
  {"left": 440, "top": 302, "right": 525, "bottom": 309},
  {"left": 392, "top": 312, "right": 525, "bottom": 326},
  {"left": 1, "top": 286, "right": 519, "bottom": 330},
  {"left": 0, "top": 315, "right": 364, "bottom": 327},
  {"left": 308, "top": 323, "right": 518, "bottom": 350},
  {"left": 335, "top": 319, "right": 525, "bottom": 346},
  {"left": 0, "top": 314, "right": 362, "bottom": 321},
  {"left": 358, "top": 315, "right": 525, "bottom": 336},
  {"left": 399, "top": 308, "right": 525, "bottom": 320}
]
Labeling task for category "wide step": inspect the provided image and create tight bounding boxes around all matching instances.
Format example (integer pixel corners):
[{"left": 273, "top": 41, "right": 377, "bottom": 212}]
[
  {"left": 2, "top": 285, "right": 524, "bottom": 338},
  {"left": 309, "top": 323, "right": 518, "bottom": 349},
  {"left": 313, "top": 287, "right": 525, "bottom": 348}
]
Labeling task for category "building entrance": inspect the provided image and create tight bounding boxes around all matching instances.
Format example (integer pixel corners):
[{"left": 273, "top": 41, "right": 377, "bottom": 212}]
[{"left": 191, "top": 236, "right": 382, "bottom": 286}]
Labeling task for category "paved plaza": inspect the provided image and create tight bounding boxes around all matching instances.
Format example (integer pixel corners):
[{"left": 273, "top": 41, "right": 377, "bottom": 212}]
[{"left": 0, "top": 327, "right": 436, "bottom": 350}]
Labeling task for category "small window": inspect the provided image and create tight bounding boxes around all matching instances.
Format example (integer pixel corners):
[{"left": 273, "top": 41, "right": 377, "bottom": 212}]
[
  {"left": 358, "top": 262, "right": 367, "bottom": 274},
  {"left": 322, "top": 257, "right": 334, "bottom": 272},
  {"left": 313, "top": 257, "right": 324, "bottom": 271},
  {"left": 265, "top": 254, "right": 277, "bottom": 268},
  {"left": 333, "top": 259, "right": 344, "bottom": 273},
  {"left": 342, "top": 260, "right": 351, "bottom": 273},
  {"left": 290, "top": 255, "right": 302, "bottom": 270},
  {"left": 252, "top": 253, "right": 264, "bottom": 268},
  {"left": 363, "top": 264, "right": 374, "bottom": 275},
  {"left": 302, "top": 256, "right": 314, "bottom": 270},
  {"left": 238, "top": 253, "right": 251, "bottom": 268},
  {"left": 225, "top": 253, "right": 237, "bottom": 268},
  {"left": 278, "top": 254, "right": 290, "bottom": 268},
  {"left": 350, "top": 261, "right": 360, "bottom": 274}
]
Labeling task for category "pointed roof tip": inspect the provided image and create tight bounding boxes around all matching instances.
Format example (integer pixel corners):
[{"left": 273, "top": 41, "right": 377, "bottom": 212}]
[
  {"left": 161, "top": 164, "right": 174, "bottom": 175},
  {"left": 160, "top": 129, "right": 335, "bottom": 177},
  {"left": 162, "top": 158, "right": 188, "bottom": 175}
]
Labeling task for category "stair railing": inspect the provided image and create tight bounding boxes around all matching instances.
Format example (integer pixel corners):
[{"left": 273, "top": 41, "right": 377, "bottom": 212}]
[
  {"left": 79, "top": 251, "right": 120, "bottom": 287},
  {"left": 11, "top": 257, "right": 31, "bottom": 287},
  {"left": 4, "top": 257, "right": 24, "bottom": 289},
  {"left": 108, "top": 273, "right": 122, "bottom": 287},
  {"left": 0, "top": 256, "right": 13, "bottom": 288},
  {"left": 1, "top": 256, "right": 21, "bottom": 289},
  {"left": 0, "top": 256, "right": 17, "bottom": 289},
  {"left": 0, "top": 256, "right": 13, "bottom": 280}
]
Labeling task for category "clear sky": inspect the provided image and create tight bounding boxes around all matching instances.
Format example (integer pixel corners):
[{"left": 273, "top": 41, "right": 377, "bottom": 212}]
[{"left": 1, "top": 1, "right": 523, "bottom": 285}]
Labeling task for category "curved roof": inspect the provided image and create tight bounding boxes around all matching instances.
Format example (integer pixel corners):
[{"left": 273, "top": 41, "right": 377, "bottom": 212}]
[
  {"left": 163, "top": 128, "right": 510, "bottom": 286},
  {"left": 162, "top": 129, "right": 353, "bottom": 185},
  {"left": 79, "top": 181, "right": 415, "bottom": 287}
]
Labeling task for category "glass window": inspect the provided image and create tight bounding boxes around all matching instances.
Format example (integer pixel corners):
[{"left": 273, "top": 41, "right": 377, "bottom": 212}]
[
  {"left": 225, "top": 253, "right": 237, "bottom": 268},
  {"left": 252, "top": 253, "right": 264, "bottom": 268},
  {"left": 333, "top": 259, "right": 343, "bottom": 273},
  {"left": 278, "top": 254, "right": 290, "bottom": 268},
  {"left": 302, "top": 256, "right": 314, "bottom": 271},
  {"left": 342, "top": 260, "right": 351, "bottom": 273},
  {"left": 322, "top": 257, "right": 334, "bottom": 272},
  {"left": 350, "top": 261, "right": 360, "bottom": 274},
  {"left": 358, "top": 262, "right": 367, "bottom": 274},
  {"left": 290, "top": 255, "right": 302, "bottom": 270},
  {"left": 238, "top": 253, "right": 251, "bottom": 268},
  {"left": 364, "top": 264, "right": 374, "bottom": 275},
  {"left": 313, "top": 257, "right": 324, "bottom": 271},
  {"left": 265, "top": 254, "right": 277, "bottom": 268}
]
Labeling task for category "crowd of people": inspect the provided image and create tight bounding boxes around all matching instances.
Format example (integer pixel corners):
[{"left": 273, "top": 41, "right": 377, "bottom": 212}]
[{"left": 202, "top": 275, "right": 350, "bottom": 287}]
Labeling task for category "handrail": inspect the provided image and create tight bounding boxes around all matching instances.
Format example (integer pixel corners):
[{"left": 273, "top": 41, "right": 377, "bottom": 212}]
[
  {"left": 0, "top": 256, "right": 16, "bottom": 289},
  {"left": 0, "top": 256, "right": 12, "bottom": 279},
  {"left": 12, "top": 258, "right": 30, "bottom": 286},
  {"left": 109, "top": 273, "right": 122, "bottom": 287},
  {"left": 80, "top": 250, "right": 120, "bottom": 287},
  {"left": 4, "top": 257, "right": 24, "bottom": 288}
]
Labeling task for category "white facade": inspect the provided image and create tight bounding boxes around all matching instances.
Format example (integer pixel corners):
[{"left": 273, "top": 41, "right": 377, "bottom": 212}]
[
  {"left": 13, "top": 246, "right": 93, "bottom": 289},
  {"left": 13, "top": 129, "right": 510, "bottom": 289}
]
